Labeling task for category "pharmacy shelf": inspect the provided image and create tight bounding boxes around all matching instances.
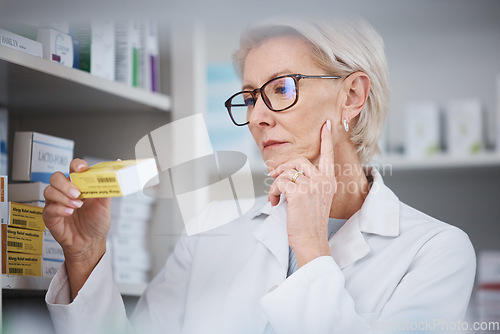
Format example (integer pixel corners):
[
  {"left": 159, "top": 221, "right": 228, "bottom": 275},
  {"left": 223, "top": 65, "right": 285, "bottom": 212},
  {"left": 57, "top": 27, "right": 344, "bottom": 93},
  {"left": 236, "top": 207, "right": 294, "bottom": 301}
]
[
  {"left": 0, "top": 45, "right": 171, "bottom": 114},
  {"left": 2, "top": 275, "right": 147, "bottom": 296},
  {"left": 377, "top": 152, "right": 500, "bottom": 171}
]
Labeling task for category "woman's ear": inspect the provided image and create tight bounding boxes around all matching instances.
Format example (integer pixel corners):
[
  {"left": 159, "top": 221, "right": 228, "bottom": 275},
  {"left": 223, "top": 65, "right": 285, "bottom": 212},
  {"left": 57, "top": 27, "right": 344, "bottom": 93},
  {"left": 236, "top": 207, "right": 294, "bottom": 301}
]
[{"left": 341, "top": 72, "right": 371, "bottom": 121}]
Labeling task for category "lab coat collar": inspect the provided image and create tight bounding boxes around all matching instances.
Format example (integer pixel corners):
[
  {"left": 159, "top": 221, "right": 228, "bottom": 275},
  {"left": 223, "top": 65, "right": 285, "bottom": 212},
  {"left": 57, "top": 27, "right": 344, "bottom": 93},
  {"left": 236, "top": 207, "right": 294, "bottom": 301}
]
[
  {"left": 329, "top": 167, "right": 400, "bottom": 269},
  {"left": 251, "top": 168, "right": 400, "bottom": 270},
  {"left": 252, "top": 195, "right": 289, "bottom": 271}
]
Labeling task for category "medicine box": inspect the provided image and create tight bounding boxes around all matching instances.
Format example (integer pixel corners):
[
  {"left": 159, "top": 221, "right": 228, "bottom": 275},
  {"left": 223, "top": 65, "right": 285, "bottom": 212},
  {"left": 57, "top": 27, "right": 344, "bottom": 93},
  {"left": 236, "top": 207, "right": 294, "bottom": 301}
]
[
  {"left": 404, "top": 102, "right": 440, "bottom": 158},
  {"left": 444, "top": 99, "right": 483, "bottom": 156},
  {"left": 12, "top": 131, "right": 74, "bottom": 183},
  {"left": 37, "top": 28, "right": 74, "bottom": 67},
  {"left": 8, "top": 182, "right": 48, "bottom": 202},
  {"left": 70, "top": 159, "right": 158, "bottom": 198},
  {"left": 2, "top": 224, "right": 43, "bottom": 255},
  {"left": 5, "top": 202, "right": 46, "bottom": 231}
]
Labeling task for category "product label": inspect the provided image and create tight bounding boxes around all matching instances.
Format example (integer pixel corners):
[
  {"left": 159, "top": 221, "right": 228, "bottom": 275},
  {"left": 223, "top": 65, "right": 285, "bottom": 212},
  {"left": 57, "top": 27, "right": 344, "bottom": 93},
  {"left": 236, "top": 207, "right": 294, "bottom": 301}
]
[
  {"left": 31, "top": 135, "right": 73, "bottom": 183},
  {"left": 6, "top": 226, "right": 43, "bottom": 254},
  {"left": 71, "top": 171, "right": 123, "bottom": 198},
  {"left": 10, "top": 202, "right": 46, "bottom": 231},
  {"left": 6, "top": 253, "right": 42, "bottom": 276}
]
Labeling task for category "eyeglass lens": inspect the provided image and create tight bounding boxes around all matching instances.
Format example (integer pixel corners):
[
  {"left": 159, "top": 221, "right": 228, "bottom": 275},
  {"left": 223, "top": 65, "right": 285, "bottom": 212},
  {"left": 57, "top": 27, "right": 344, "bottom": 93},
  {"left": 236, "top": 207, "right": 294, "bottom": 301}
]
[{"left": 229, "top": 76, "right": 297, "bottom": 125}]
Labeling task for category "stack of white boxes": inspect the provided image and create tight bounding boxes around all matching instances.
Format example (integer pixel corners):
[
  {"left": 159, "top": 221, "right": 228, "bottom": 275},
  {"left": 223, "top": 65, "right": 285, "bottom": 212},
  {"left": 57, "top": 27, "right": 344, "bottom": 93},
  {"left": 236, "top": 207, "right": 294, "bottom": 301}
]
[
  {"left": 108, "top": 191, "right": 155, "bottom": 284},
  {"left": 475, "top": 251, "right": 500, "bottom": 331}
]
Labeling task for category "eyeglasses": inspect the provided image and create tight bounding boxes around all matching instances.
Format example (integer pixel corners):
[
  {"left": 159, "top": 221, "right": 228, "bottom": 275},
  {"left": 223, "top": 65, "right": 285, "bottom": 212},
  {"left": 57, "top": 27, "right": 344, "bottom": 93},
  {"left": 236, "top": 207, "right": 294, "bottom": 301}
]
[{"left": 224, "top": 74, "right": 341, "bottom": 126}]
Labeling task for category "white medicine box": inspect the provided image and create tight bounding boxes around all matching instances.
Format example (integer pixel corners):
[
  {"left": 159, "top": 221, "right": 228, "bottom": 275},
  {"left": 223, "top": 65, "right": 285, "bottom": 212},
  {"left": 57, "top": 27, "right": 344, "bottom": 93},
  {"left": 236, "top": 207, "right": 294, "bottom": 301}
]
[
  {"left": 12, "top": 132, "right": 74, "bottom": 183},
  {"left": 404, "top": 102, "right": 441, "bottom": 158},
  {"left": 444, "top": 99, "right": 483, "bottom": 156}
]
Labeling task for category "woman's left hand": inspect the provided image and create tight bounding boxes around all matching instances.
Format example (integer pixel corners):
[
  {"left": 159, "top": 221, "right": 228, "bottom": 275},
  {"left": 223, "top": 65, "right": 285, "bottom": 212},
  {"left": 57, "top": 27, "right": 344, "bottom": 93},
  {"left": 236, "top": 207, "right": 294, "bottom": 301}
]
[{"left": 268, "top": 120, "right": 337, "bottom": 268}]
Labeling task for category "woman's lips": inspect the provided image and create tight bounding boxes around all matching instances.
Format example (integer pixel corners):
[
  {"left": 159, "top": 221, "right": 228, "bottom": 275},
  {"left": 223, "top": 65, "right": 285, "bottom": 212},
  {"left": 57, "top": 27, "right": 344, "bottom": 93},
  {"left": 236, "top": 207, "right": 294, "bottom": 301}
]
[{"left": 262, "top": 140, "right": 287, "bottom": 149}]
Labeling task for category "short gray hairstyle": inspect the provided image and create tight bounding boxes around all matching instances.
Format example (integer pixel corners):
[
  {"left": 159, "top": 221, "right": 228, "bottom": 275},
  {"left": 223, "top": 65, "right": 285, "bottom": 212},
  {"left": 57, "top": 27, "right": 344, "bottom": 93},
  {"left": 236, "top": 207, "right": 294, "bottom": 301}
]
[{"left": 233, "top": 18, "right": 390, "bottom": 164}]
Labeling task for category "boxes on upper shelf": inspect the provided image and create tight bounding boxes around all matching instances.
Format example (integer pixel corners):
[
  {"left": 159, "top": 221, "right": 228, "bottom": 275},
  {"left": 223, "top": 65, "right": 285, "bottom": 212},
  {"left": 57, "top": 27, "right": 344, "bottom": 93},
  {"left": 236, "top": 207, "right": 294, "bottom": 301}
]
[
  {"left": 444, "top": 99, "right": 483, "bottom": 156},
  {"left": 73, "top": 21, "right": 116, "bottom": 81},
  {"left": 37, "top": 28, "right": 74, "bottom": 67},
  {"left": 139, "top": 19, "right": 160, "bottom": 92},
  {"left": 12, "top": 131, "right": 74, "bottom": 183},
  {"left": 404, "top": 102, "right": 440, "bottom": 158},
  {"left": 115, "top": 20, "right": 141, "bottom": 87},
  {"left": 0, "top": 28, "right": 43, "bottom": 58}
]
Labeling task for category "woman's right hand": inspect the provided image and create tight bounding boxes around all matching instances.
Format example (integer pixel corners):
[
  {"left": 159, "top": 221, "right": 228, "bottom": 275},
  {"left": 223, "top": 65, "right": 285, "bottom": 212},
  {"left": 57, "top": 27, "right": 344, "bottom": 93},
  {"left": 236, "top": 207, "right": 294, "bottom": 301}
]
[{"left": 42, "top": 158, "right": 111, "bottom": 298}]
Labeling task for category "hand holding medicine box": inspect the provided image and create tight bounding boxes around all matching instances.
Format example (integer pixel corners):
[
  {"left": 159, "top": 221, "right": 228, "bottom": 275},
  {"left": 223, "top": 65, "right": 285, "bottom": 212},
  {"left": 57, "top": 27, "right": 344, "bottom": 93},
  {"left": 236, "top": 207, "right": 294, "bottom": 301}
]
[{"left": 70, "top": 159, "right": 159, "bottom": 198}]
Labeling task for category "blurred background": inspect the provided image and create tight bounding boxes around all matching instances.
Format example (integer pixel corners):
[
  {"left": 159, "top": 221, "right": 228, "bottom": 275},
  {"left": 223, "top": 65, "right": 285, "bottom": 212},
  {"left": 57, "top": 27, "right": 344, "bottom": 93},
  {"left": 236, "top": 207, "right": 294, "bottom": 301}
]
[{"left": 1, "top": 0, "right": 499, "bottom": 332}]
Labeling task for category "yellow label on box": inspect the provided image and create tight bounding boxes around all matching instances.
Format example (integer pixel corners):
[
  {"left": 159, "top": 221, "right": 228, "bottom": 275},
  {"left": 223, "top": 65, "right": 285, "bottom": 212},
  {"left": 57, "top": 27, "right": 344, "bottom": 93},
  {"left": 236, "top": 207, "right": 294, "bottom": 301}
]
[
  {"left": 70, "top": 159, "right": 153, "bottom": 199},
  {"left": 6, "top": 253, "right": 42, "bottom": 276},
  {"left": 6, "top": 226, "right": 43, "bottom": 254},
  {"left": 71, "top": 171, "right": 123, "bottom": 198},
  {"left": 10, "top": 202, "right": 46, "bottom": 231}
]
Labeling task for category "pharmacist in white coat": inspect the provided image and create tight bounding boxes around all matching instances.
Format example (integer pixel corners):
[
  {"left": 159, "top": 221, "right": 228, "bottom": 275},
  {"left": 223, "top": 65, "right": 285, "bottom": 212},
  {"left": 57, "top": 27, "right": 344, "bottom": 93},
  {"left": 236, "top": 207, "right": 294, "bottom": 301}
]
[{"left": 43, "top": 18, "right": 476, "bottom": 334}]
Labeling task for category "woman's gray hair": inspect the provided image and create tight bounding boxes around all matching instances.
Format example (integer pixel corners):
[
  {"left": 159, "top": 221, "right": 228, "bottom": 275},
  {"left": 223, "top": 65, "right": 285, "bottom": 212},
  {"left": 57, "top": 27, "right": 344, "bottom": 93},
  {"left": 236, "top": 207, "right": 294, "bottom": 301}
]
[{"left": 233, "top": 18, "right": 390, "bottom": 164}]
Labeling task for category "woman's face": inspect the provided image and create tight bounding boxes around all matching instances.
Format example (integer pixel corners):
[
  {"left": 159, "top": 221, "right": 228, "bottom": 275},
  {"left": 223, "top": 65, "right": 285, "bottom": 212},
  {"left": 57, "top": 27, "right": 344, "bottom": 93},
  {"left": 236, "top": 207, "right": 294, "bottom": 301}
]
[{"left": 243, "top": 36, "right": 343, "bottom": 171}]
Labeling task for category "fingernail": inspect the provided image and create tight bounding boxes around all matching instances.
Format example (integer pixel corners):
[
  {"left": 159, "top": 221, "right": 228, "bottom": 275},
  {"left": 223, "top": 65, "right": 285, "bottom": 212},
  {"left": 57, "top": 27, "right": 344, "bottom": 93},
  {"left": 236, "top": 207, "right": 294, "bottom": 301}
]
[
  {"left": 70, "top": 200, "right": 83, "bottom": 208},
  {"left": 64, "top": 208, "right": 74, "bottom": 215},
  {"left": 75, "top": 163, "right": 85, "bottom": 171},
  {"left": 69, "top": 188, "right": 81, "bottom": 199},
  {"left": 326, "top": 120, "right": 331, "bottom": 131}
]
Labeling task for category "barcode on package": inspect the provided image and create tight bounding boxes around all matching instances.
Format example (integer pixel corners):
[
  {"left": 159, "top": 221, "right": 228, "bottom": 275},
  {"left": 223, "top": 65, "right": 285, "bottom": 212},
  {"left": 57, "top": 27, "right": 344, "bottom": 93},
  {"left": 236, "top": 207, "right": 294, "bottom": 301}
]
[
  {"left": 97, "top": 177, "right": 117, "bottom": 183},
  {"left": 8, "top": 241, "right": 23, "bottom": 248},
  {"left": 12, "top": 219, "right": 27, "bottom": 226},
  {"left": 9, "top": 268, "right": 23, "bottom": 274}
]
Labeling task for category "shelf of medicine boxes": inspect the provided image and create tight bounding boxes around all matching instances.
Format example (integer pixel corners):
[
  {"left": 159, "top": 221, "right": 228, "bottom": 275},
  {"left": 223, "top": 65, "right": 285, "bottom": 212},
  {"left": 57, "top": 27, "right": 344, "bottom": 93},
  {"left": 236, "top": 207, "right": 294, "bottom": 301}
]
[
  {"left": 375, "top": 151, "right": 500, "bottom": 171},
  {"left": 0, "top": 45, "right": 171, "bottom": 114},
  {"left": 2, "top": 275, "right": 148, "bottom": 297}
]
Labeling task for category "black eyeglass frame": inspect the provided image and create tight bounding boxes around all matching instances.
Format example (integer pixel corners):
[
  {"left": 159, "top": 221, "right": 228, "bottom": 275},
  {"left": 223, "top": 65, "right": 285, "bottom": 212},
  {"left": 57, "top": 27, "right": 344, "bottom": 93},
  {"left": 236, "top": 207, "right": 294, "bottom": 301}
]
[{"left": 224, "top": 73, "right": 342, "bottom": 126}]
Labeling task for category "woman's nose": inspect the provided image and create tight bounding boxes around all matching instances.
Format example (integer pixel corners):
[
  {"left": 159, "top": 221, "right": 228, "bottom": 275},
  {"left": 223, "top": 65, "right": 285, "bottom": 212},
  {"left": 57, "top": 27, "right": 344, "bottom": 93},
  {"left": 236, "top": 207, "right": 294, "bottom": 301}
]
[{"left": 248, "top": 96, "right": 276, "bottom": 127}]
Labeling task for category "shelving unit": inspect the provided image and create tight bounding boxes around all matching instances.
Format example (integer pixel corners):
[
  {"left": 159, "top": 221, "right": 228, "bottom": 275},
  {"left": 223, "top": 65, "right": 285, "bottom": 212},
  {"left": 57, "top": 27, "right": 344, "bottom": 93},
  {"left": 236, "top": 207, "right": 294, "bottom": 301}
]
[
  {"left": 376, "top": 152, "right": 500, "bottom": 171},
  {"left": 0, "top": 45, "right": 170, "bottom": 299},
  {"left": 0, "top": 45, "right": 171, "bottom": 114}
]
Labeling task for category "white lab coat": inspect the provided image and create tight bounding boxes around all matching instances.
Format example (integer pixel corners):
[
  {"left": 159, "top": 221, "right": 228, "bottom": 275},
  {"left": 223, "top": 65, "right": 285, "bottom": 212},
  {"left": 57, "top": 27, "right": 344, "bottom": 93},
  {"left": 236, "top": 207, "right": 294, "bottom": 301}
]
[{"left": 46, "top": 168, "right": 476, "bottom": 334}]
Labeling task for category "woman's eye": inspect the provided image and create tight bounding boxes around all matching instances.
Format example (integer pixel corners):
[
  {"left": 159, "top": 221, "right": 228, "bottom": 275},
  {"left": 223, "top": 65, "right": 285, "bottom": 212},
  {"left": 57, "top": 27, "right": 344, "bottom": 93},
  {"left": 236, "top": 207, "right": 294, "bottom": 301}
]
[{"left": 244, "top": 97, "right": 255, "bottom": 106}]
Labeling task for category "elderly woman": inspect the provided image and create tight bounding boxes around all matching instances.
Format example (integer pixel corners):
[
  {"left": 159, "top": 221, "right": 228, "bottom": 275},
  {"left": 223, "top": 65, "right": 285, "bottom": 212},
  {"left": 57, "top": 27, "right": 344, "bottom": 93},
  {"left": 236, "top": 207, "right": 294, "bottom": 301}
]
[{"left": 44, "top": 19, "right": 475, "bottom": 334}]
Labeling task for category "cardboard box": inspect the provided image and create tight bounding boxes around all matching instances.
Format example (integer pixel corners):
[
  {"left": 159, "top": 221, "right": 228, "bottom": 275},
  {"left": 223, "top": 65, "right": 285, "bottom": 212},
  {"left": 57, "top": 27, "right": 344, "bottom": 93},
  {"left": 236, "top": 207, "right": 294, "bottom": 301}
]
[
  {"left": 0, "top": 28, "right": 43, "bottom": 58},
  {"left": 37, "top": 28, "right": 74, "bottom": 67},
  {"left": 115, "top": 20, "right": 140, "bottom": 87},
  {"left": 110, "top": 217, "right": 149, "bottom": 237},
  {"left": 42, "top": 239, "right": 64, "bottom": 261},
  {"left": 2, "top": 252, "right": 41, "bottom": 276},
  {"left": 42, "top": 258, "right": 63, "bottom": 277},
  {"left": 12, "top": 132, "right": 74, "bottom": 183},
  {"left": 9, "top": 182, "right": 48, "bottom": 202},
  {"left": 444, "top": 99, "right": 483, "bottom": 156},
  {"left": 111, "top": 199, "right": 153, "bottom": 220},
  {"left": 2, "top": 225, "right": 43, "bottom": 254},
  {"left": 404, "top": 102, "right": 440, "bottom": 157},
  {"left": 112, "top": 249, "right": 151, "bottom": 271},
  {"left": 7, "top": 202, "right": 45, "bottom": 231},
  {"left": 0, "top": 176, "right": 7, "bottom": 224},
  {"left": 113, "top": 268, "right": 149, "bottom": 284},
  {"left": 70, "top": 159, "right": 158, "bottom": 198}
]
